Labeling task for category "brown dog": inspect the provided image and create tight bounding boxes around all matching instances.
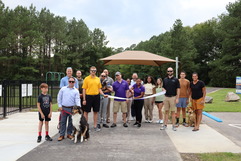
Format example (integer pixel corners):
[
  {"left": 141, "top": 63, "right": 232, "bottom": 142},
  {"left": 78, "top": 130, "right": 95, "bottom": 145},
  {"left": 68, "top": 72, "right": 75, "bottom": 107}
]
[{"left": 187, "top": 107, "right": 196, "bottom": 127}]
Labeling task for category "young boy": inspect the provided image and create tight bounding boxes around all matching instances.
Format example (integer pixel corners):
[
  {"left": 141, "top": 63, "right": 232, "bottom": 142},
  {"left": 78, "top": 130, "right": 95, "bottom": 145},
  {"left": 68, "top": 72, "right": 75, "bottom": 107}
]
[{"left": 37, "top": 83, "right": 53, "bottom": 143}]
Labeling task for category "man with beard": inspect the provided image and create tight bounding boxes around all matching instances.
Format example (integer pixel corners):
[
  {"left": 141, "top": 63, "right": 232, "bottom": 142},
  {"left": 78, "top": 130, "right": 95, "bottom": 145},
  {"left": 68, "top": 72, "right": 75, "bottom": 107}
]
[
  {"left": 160, "top": 67, "right": 180, "bottom": 131},
  {"left": 76, "top": 70, "right": 84, "bottom": 106}
]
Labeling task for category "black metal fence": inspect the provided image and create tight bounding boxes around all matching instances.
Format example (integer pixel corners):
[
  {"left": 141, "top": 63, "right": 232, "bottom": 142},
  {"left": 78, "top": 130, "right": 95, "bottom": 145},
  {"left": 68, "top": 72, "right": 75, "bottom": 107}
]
[{"left": 0, "top": 80, "right": 60, "bottom": 118}]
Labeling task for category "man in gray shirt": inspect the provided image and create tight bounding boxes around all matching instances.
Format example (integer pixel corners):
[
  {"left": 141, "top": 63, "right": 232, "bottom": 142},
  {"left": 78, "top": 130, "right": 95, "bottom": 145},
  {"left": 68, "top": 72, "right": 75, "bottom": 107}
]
[{"left": 103, "top": 69, "right": 114, "bottom": 123}]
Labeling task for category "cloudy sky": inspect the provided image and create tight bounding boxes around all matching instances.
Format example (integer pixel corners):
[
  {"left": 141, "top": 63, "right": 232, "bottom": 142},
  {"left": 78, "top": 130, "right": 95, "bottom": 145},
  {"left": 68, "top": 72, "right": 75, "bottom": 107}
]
[{"left": 2, "top": 0, "right": 237, "bottom": 48}]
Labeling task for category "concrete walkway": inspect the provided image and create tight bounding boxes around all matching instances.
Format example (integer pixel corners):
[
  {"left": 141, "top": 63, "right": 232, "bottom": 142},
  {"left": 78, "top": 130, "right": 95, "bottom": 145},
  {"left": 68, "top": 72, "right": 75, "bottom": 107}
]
[
  {"left": 1, "top": 87, "right": 241, "bottom": 161},
  {"left": 166, "top": 124, "right": 241, "bottom": 153},
  {"left": 0, "top": 112, "right": 59, "bottom": 161},
  {"left": 202, "top": 112, "right": 241, "bottom": 148},
  {"left": 1, "top": 111, "right": 241, "bottom": 161},
  {"left": 17, "top": 115, "right": 182, "bottom": 161}
]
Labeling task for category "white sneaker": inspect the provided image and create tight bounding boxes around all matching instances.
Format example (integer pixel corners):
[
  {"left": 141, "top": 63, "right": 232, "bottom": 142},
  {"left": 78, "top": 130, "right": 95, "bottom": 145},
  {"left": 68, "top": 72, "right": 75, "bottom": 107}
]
[
  {"left": 94, "top": 127, "right": 101, "bottom": 132},
  {"left": 130, "top": 117, "right": 135, "bottom": 121},
  {"left": 145, "top": 120, "right": 149, "bottom": 123},
  {"left": 156, "top": 120, "right": 161, "bottom": 124},
  {"left": 172, "top": 125, "right": 177, "bottom": 131},
  {"left": 160, "top": 125, "right": 167, "bottom": 130},
  {"left": 160, "top": 120, "right": 163, "bottom": 124},
  {"left": 148, "top": 120, "right": 153, "bottom": 123}
]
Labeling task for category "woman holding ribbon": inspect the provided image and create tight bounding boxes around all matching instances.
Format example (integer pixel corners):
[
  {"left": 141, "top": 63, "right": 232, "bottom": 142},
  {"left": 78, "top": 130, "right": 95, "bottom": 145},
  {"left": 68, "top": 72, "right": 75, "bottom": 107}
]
[
  {"left": 143, "top": 76, "right": 156, "bottom": 123},
  {"left": 154, "top": 78, "right": 165, "bottom": 124},
  {"left": 131, "top": 78, "right": 145, "bottom": 128}
]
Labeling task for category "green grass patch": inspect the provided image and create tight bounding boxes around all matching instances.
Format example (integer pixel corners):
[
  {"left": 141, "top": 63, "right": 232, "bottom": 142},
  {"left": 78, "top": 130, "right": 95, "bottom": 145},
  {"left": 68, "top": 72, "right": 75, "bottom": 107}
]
[
  {"left": 52, "top": 104, "right": 59, "bottom": 111},
  {"left": 30, "top": 103, "right": 59, "bottom": 112},
  {"left": 205, "top": 88, "right": 241, "bottom": 112},
  {"left": 198, "top": 152, "right": 241, "bottom": 161}
]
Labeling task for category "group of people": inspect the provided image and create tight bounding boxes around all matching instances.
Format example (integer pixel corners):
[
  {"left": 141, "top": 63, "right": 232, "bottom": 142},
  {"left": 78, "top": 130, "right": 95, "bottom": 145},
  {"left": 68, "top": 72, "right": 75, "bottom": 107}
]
[{"left": 36, "top": 66, "right": 206, "bottom": 142}]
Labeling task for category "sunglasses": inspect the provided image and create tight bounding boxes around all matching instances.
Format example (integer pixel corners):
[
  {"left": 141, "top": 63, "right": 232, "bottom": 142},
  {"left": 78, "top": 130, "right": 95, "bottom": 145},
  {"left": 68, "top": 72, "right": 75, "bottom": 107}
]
[
  {"left": 90, "top": 70, "right": 97, "bottom": 72},
  {"left": 167, "top": 71, "right": 173, "bottom": 72},
  {"left": 115, "top": 75, "right": 120, "bottom": 76},
  {"left": 101, "top": 75, "right": 106, "bottom": 77},
  {"left": 69, "top": 81, "right": 75, "bottom": 83}
]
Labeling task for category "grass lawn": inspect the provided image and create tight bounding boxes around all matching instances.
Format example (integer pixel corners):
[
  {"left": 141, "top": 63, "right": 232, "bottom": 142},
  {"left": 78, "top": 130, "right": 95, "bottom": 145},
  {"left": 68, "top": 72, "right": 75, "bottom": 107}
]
[
  {"left": 198, "top": 152, "right": 241, "bottom": 161},
  {"left": 205, "top": 88, "right": 241, "bottom": 112},
  {"left": 182, "top": 153, "right": 241, "bottom": 161},
  {"left": 52, "top": 103, "right": 59, "bottom": 111},
  {"left": 31, "top": 103, "right": 59, "bottom": 112}
]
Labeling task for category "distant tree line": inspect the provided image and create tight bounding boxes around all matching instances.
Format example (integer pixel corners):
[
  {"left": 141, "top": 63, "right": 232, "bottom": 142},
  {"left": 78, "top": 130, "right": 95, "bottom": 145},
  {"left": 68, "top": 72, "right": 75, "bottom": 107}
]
[
  {"left": 0, "top": 0, "right": 240, "bottom": 87},
  {"left": 0, "top": 0, "right": 113, "bottom": 80},
  {"left": 109, "top": 0, "right": 241, "bottom": 87}
]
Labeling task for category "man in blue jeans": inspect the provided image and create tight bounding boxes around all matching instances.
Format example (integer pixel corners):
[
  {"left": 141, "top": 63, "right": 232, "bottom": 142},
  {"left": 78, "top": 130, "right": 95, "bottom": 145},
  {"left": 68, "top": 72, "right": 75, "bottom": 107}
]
[{"left": 57, "top": 76, "right": 81, "bottom": 141}]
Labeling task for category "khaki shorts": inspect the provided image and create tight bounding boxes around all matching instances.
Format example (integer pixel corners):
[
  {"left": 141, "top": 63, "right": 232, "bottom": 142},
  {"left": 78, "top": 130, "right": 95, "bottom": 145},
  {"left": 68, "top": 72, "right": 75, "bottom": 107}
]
[
  {"left": 192, "top": 98, "right": 205, "bottom": 110},
  {"left": 113, "top": 101, "right": 127, "bottom": 113},
  {"left": 164, "top": 96, "right": 176, "bottom": 112}
]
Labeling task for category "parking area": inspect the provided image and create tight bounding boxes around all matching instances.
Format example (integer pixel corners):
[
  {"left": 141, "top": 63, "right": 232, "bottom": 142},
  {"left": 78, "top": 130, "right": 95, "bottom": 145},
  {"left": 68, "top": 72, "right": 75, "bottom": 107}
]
[{"left": 202, "top": 112, "right": 241, "bottom": 147}]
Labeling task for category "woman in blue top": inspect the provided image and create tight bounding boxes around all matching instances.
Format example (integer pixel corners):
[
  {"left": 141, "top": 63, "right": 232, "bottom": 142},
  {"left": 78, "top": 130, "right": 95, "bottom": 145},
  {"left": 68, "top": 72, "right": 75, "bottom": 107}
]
[{"left": 131, "top": 78, "right": 145, "bottom": 128}]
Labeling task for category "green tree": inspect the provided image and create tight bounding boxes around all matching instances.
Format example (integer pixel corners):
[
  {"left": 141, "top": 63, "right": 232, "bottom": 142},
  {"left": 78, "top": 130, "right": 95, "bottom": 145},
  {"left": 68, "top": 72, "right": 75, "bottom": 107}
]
[
  {"left": 170, "top": 19, "right": 197, "bottom": 78},
  {"left": 64, "top": 18, "right": 91, "bottom": 72},
  {"left": 191, "top": 19, "right": 220, "bottom": 84},
  {"left": 87, "top": 28, "right": 113, "bottom": 75},
  {"left": 51, "top": 15, "right": 68, "bottom": 73},
  {"left": 210, "top": 0, "right": 241, "bottom": 87}
]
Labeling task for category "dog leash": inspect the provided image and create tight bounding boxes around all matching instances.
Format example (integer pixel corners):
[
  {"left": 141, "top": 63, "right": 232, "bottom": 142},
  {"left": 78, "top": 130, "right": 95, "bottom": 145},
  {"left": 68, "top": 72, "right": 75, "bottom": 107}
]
[
  {"left": 61, "top": 110, "right": 73, "bottom": 115},
  {"left": 57, "top": 110, "right": 73, "bottom": 130}
]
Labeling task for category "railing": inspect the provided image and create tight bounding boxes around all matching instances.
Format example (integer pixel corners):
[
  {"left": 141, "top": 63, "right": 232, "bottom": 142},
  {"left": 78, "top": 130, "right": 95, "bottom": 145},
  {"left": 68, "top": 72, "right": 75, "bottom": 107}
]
[{"left": 0, "top": 80, "right": 60, "bottom": 118}]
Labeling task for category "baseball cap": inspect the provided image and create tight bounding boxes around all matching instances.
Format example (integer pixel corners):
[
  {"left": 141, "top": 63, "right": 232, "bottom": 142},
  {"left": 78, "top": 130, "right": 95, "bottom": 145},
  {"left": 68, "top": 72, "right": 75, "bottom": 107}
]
[{"left": 115, "top": 72, "right": 121, "bottom": 76}]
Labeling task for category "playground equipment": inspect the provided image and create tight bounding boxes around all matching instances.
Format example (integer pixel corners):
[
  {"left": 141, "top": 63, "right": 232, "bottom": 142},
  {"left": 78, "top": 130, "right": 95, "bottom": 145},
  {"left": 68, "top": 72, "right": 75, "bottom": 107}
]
[{"left": 46, "top": 72, "right": 65, "bottom": 82}]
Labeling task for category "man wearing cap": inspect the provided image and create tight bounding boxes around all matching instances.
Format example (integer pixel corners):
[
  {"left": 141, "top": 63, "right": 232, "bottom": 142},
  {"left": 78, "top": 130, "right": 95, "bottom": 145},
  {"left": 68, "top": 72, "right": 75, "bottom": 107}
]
[{"left": 111, "top": 72, "right": 129, "bottom": 128}]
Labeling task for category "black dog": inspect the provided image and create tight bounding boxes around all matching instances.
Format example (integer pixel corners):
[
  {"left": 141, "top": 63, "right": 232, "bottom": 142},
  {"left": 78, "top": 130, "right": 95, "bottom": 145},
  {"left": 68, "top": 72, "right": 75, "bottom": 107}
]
[{"left": 72, "top": 106, "right": 89, "bottom": 143}]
